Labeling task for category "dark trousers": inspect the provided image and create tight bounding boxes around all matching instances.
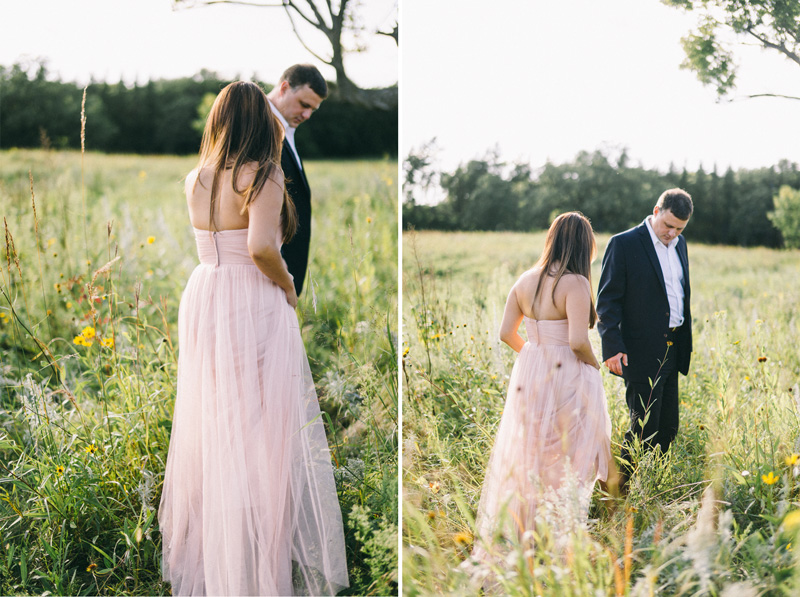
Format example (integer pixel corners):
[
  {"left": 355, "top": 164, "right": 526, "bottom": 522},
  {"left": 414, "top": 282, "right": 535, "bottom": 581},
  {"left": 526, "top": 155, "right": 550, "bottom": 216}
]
[{"left": 619, "top": 334, "right": 681, "bottom": 473}]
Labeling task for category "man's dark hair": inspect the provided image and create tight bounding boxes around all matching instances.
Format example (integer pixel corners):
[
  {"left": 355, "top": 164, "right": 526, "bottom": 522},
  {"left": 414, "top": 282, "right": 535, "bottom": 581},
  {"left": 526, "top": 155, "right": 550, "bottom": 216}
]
[
  {"left": 279, "top": 64, "right": 328, "bottom": 99},
  {"left": 657, "top": 188, "right": 693, "bottom": 220}
]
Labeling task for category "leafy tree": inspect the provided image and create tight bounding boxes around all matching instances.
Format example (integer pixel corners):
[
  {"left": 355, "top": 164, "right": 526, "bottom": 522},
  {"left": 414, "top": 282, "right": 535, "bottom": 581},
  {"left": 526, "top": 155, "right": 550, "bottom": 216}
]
[
  {"left": 769, "top": 185, "right": 800, "bottom": 248},
  {"left": 662, "top": 0, "right": 800, "bottom": 100}
]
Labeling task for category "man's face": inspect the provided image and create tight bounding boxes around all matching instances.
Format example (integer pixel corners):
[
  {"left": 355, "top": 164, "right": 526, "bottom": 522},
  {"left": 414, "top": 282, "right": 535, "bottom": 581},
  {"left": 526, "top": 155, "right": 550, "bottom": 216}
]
[
  {"left": 274, "top": 82, "right": 323, "bottom": 128},
  {"left": 651, "top": 206, "right": 689, "bottom": 245}
]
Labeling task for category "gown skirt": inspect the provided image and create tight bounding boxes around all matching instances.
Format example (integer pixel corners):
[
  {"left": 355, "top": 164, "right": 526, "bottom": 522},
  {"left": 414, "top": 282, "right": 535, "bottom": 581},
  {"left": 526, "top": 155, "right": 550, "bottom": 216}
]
[
  {"left": 158, "top": 228, "right": 349, "bottom": 596},
  {"left": 473, "top": 318, "right": 612, "bottom": 554}
]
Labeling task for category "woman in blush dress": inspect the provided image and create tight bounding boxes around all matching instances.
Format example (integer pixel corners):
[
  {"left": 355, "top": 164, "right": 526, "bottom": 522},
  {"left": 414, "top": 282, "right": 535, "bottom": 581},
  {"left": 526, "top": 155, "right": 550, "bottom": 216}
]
[
  {"left": 158, "top": 81, "right": 348, "bottom": 596},
  {"left": 472, "top": 212, "right": 616, "bottom": 560}
]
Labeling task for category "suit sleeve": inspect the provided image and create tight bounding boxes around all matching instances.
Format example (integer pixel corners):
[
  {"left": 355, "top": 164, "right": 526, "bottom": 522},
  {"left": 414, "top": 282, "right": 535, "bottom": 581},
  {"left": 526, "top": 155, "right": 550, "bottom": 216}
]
[{"left": 596, "top": 236, "right": 627, "bottom": 361}]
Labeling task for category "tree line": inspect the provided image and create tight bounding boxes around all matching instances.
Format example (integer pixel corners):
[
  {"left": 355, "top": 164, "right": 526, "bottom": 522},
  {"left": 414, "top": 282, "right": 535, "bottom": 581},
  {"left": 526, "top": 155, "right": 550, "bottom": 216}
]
[
  {"left": 403, "top": 147, "right": 800, "bottom": 248},
  {"left": 0, "top": 60, "right": 397, "bottom": 158}
]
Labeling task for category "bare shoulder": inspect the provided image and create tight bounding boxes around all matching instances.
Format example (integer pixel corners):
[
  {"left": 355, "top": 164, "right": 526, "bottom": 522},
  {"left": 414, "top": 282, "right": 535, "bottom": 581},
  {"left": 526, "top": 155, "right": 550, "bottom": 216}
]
[{"left": 559, "top": 272, "right": 592, "bottom": 294}]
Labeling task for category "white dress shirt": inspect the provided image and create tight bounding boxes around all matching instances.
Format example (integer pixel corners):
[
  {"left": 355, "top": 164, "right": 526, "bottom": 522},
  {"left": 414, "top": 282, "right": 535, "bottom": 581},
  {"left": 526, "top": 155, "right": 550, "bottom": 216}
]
[
  {"left": 645, "top": 216, "right": 685, "bottom": 328},
  {"left": 268, "top": 99, "right": 303, "bottom": 172}
]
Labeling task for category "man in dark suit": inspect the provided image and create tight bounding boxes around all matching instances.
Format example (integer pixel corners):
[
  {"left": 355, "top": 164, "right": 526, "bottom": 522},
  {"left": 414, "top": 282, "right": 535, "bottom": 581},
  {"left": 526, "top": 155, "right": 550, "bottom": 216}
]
[
  {"left": 267, "top": 64, "right": 328, "bottom": 296},
  {"left": 597, "top": 189, "right": 694, "bottom": 484}
]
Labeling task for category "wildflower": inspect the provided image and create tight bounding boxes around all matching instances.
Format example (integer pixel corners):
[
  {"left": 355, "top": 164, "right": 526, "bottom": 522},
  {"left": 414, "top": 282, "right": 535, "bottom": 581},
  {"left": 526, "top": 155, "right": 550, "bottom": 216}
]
[
  {"left": 47, "top": 237, "right": 56, "bottom": 247},
  {"left": 755, "top": 319, "right": 763, "bottom": 324},
  {"left": 81, "top": 326, "right": 96, "bottom": 339},
  {"left": 66, "top": 302, "right": 73, "bottom": 309},
  {"left": 427, "top": 511, "right": 437, "bottom": 520},
  {"left": 758, "top": 356, "right": 767, "bottom": 363},
  {"left": 783, "top": 510, "right": 800, "bottom": 532},
  {"left": 73, "top": 335, "right": 88, "bottom": 346},
  {"left": 366, "top": 217, "right": 372, "bottom": 224},
  {"left": 46, "top": 310, "right": 52, "bottom": 316},
  {"left": 100, "top": 337, "right": 114, "bottom": 349},
  {"left": 666, "top": 341, "right": 673, "bottom": 346},
  {"left": 147, "top": 236, "right": 155, "bottom": 244},
  {"left": 402, "top": 347, "right": 409, "bottom": 358},
  {"left": 84, "top": 443, "right": 98, "bottom": 455},
  {"left": 453, "top": 531, "right": 473, "bottom": 546},
  {"left": 86, "top": 563, "right": 98, "bottom": 572},
  {"left": 762, "top": 471, "right": 779, "bottom": 485},
  {"left": 56, "top": 465, "right": 64, "bottom": 475},
  {"left": 429, "top": 481, "right": 440, "bottom": 493},
  {"left": 786, "top": 454, "right": 799, "bottom": 466},
  {"left": 138, "top": 170, "right": 147, "bottom": 180}
]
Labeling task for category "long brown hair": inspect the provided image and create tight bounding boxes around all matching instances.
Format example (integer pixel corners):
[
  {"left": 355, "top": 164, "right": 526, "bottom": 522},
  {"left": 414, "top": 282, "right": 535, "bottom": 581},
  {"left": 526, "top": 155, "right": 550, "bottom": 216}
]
[
  {"left": 196, "top": 80, "right": 297, "bottom": 241},
  {"left": 533, "top": 211, "right": 598, "bottom": 328}
]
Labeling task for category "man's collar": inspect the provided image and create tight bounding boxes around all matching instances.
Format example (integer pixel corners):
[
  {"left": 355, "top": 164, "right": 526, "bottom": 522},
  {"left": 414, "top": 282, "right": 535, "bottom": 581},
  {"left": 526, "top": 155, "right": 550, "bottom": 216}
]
[{"left": 267, "top": 98, "right": 293, "bottom": 134}]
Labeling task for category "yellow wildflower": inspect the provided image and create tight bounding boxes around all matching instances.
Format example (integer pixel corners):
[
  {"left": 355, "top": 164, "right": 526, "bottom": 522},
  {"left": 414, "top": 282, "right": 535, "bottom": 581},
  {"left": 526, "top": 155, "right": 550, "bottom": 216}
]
[
  {"left": 100, "top": 337, "right": 114, "bottom": 349},
  {"left": 786, "top": 454, "right": 799, "bottom": 466},
  {"left": 147, "top": 236, "right": 155, "bottom": 244},
  {"left": 66, "top": 302, "right": 73, "bottom": 309},
  {"left": 73, "top": 335, "right": 87, "bottom": 346},
  {"left": 366, "top": 217, "right": 372, "bottom": 224},
  {"left": 56, "top": 465, "right": 64, "bottom": 475},
  {"left": 453, "top": 531, "right": 473, "bottom": 546},
  {"left": 783, "top": 510, "right": 800, "bottom": 532},
  {"left": 666, "top": 341, "right": 673, "bottom": 346},
  {"left": 47, "top": 237, "right": 57, "bottom": 247},
  {"left": 81, "top": 326, "right": 96, "bottom": 339},
  {"left": 762, "top": 471, "right": 779, "bottom": 485},
  {"left": 84, "top": 444, "right": 98, "bottom": 455},
  {"left": 86, "top": 563, "right": 98, "bottom": 573},
  {"left": 429, "top": 481, "right": 440, "bottom": 493},
  {"left": 138, "top": 170, "right": 147, "bottom": 180}
]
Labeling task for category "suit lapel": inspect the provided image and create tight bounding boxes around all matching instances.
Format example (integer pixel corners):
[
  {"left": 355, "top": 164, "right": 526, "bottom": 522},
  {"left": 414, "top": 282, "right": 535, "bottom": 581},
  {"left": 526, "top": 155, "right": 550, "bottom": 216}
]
[
  {"left": 637, "top": 223, "right": 667, "bottom": 296},
  {"left": 284, "top": 139, "right": 310, "bottom": 192}
]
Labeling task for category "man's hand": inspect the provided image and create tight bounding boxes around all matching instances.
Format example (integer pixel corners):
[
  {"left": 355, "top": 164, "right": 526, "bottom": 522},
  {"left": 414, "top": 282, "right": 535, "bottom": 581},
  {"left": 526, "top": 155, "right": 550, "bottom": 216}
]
[{"left": 604, "top": 352, "right": 628, "bottom": 375}]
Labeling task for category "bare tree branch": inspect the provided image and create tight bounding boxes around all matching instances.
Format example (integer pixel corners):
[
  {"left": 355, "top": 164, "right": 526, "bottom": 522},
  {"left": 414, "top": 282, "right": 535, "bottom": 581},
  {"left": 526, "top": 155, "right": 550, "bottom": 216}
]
[
  {"left": 282, "top": 3, "right": 332, "bottom": 64},
  {"left": 745, "top": 27, "right": 800, "bottom": 66},
  {"left": 745, "top": 92, "right": 800, "bottom": 101}
]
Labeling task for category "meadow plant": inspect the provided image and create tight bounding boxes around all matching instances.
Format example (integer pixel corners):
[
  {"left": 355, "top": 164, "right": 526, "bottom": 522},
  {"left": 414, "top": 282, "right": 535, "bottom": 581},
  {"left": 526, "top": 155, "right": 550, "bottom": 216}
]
[
  {"left": 403, "top": 230, "right": 800, "bottom": 596},
  {"left": 0, "top": 147, "right": 398, "bottom": 596}
]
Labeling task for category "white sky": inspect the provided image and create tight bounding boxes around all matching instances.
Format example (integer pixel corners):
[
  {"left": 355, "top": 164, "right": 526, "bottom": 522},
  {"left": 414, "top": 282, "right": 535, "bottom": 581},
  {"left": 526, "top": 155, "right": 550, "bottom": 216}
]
[
  {"left": 402, "top": 0, "right": 800, "bottom": 179},
  {"left": 0, "top": 0, "right": 397, "bottom": 87}
]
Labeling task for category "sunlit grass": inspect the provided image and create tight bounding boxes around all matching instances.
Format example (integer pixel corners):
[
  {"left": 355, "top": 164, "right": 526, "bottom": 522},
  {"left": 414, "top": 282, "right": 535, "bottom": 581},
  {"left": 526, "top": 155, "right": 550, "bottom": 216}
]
[
  {"left": 403, "top": 230, "right": 800, "bottom": 596},
  {"left": 0, "top": 148, "right": 398, "bottom": 596}
]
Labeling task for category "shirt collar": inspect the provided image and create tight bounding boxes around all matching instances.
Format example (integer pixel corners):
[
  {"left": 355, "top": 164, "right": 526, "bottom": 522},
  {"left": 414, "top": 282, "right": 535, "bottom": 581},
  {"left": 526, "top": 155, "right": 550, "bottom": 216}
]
[
  {"left": 267, "top": 98, "right": 295, "bottom": 139},
  {"left": 645, "top": 215, "right": 678, "bottom": 249}
]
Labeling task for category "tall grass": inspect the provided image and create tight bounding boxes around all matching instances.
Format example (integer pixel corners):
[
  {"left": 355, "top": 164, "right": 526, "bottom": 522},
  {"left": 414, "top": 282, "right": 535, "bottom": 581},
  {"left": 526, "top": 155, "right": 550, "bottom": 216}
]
[
  {"left": 403, "top": 230, "right": 800, "bottom": 596},
  {"left": 0, "top": 147, "right": 398, "bottom": 596}
]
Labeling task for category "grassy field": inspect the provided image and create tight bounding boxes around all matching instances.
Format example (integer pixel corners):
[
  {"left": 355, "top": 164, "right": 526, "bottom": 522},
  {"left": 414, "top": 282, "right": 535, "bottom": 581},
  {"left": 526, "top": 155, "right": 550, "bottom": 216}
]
[
  {"left": 0, "top": 148, "right": 398, "bottom": 596},
  {"left": 403, "top": 230, "right": 800, "bottom": 596}
]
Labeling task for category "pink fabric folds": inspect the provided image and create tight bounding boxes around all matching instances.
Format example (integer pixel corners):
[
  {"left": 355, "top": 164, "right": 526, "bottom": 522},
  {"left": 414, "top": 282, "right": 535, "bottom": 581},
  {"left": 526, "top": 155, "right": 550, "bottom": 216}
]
[
  {"left": 473, "top": 318, "right": 612, "bottom": 554},
  {"left": 159, "top": 228, "right": 348, "bottom": 596}
]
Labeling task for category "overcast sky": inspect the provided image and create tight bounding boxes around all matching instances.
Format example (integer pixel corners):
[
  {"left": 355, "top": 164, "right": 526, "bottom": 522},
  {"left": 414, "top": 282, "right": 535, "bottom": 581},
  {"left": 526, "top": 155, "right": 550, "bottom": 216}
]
[
  {"left": 1, "top": 0, "right": 397, "bottom": 87},
  {"left": 402, "top": 0, "right": 800, "bottom": 182}
]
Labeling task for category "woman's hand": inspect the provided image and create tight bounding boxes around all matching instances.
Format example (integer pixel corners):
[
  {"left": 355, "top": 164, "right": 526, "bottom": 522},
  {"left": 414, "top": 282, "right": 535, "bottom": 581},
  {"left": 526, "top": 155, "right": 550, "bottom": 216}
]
[{"left": 284, "top": 286, "right": 298, "bottom": 309}]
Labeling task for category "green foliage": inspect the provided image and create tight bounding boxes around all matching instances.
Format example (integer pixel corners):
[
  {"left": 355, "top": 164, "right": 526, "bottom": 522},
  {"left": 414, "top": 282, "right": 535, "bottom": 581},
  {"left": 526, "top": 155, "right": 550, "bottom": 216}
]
[
  {"left": 0, "top": 60, "right": 398, "bottom": 158},
  {"left": 404, "top": 147, "right": 799, "bottom": 247},
  {"left": 769, "top": 185, "right": 800, "bottom": 248},
  {"left": 662, "top": 0, "right": 800, "bottom": 100},
  {"left": 403, "top": 230, "right": 800, "bottom": 595},
  {"left": 0, "top": 149, "right": 398, "bottom": 596}
]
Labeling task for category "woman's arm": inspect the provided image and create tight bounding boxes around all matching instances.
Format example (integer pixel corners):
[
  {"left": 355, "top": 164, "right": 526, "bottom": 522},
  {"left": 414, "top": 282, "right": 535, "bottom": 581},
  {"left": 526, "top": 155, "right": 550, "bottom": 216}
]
[
  {"left": 499, "top": 282, "right": 526, "bottom": 353},
  {"left": 564, "top": 276, "right": 600, "bottom": 369},
  {"left": 245, "top": 170, "right": 297, "bottom": 307}
]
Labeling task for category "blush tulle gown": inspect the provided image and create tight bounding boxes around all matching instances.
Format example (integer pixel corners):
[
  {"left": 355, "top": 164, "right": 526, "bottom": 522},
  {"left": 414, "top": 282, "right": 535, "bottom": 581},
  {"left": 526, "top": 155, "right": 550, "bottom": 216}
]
[
  {"left": 473, "top": 318, "right": 612, "bottom": 555},
  {"left": 158, "top": 227, "right": 349, "bottom": 596}
]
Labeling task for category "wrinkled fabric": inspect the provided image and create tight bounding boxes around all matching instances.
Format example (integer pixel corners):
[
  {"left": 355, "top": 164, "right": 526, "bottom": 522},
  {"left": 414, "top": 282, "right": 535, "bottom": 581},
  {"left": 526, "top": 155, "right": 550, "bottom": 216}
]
[
  {"left": 159, "top": 228, "right": 348, "bottom": 596},
  {"left": 474, "top": 318, "right": 612, "bottom": 555}
]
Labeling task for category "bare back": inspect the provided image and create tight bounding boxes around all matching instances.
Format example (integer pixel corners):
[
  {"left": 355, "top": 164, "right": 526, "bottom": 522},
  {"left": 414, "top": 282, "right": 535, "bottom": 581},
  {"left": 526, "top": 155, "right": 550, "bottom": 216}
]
[
  {"left": 186, "top": 166, "right": 251, "bottom": 231},
  {"left": 515, "top": 267, "right": 578, "bottom": 321}
]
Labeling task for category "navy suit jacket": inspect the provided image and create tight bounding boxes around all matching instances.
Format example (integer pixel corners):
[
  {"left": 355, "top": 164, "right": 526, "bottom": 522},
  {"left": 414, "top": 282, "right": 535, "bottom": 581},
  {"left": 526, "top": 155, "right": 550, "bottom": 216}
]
[
  {"left": 280, "top": 139, "right": 311, "bottom": 296},
  {"left": 596, "top": 219, "right": 692, "bottom": 383}
]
